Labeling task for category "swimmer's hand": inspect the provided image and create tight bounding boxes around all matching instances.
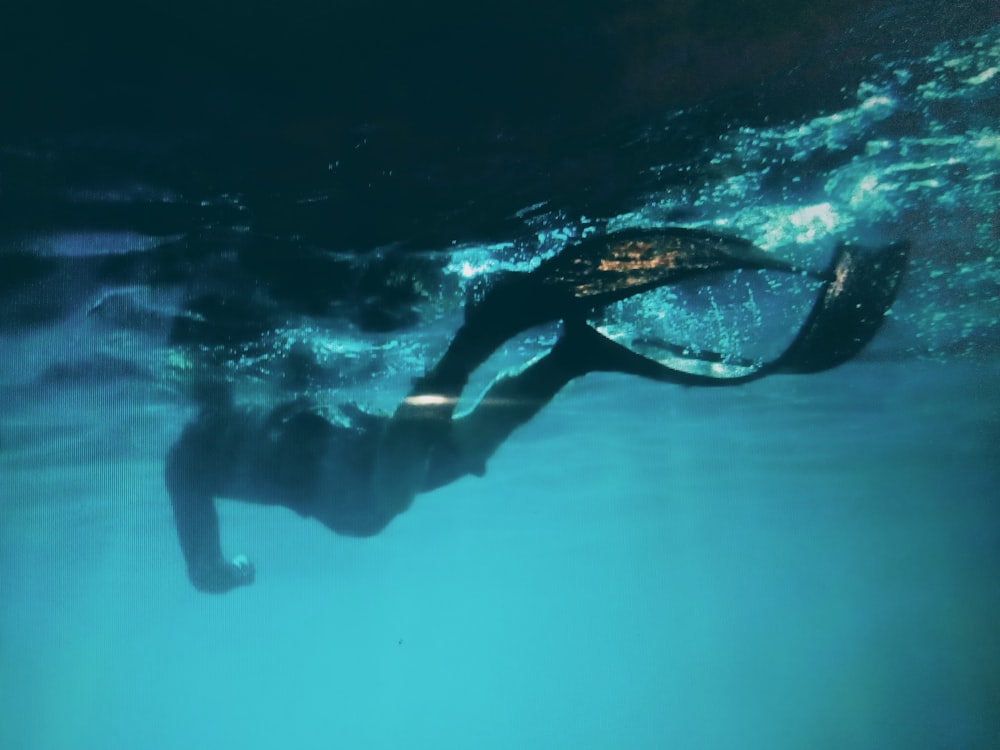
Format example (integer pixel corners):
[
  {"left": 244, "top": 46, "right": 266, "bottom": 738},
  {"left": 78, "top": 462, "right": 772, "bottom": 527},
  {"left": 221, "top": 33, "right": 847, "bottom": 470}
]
[{"left": 188, "top": 554, "right": 256, "bottom": 594}]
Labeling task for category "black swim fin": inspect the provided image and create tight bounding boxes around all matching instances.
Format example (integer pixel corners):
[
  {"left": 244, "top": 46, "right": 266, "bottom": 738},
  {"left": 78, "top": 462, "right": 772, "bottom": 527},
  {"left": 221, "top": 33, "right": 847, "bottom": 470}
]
[
  {"left": 572, "top": 240, "right": 910, "bottom": 386},
  {"left": 450, "top": 229, "right": 906, "bottom": 390}
]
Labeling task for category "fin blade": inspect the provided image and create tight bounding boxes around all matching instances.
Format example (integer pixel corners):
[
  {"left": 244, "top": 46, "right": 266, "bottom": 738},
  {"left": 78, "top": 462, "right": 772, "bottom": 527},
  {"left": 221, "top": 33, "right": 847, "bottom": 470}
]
[{"left": 774, "top": 241, "right": 909, "bottom": 374}]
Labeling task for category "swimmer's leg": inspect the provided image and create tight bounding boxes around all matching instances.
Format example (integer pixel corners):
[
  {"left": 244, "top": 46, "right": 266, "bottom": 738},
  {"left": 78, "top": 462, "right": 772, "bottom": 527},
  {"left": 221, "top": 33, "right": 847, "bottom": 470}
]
[
  {"left": 368, "top": 325, "right": 494, "bottom": 521},
  {"left": 369, "top": 274, "right": 572, "bottom": 516},
  {"left": 422, "top": 320, "right": 665, "bottom": 490}
]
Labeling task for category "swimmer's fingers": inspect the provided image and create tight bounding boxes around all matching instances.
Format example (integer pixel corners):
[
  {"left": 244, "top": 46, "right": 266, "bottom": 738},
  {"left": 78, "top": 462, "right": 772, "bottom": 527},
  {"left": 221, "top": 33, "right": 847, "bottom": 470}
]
[
  {"left": 189, "top": 554, "right": 256, "bottom": 593},
  {"left": 228, "top": 554, "right": 256, "bottom": 588}
]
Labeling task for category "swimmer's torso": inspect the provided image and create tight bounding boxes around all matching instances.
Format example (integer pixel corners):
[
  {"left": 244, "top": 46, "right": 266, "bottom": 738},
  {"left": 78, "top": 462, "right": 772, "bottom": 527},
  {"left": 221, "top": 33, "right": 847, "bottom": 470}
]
[{"left": 170, "top": 402, "right": 391, "bottom": 537}]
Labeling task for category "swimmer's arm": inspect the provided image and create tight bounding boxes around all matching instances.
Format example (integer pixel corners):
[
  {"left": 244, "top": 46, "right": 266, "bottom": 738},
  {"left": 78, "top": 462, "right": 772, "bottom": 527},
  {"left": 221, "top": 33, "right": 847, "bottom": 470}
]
[{"left": 168, "top": 487, "right": 255, "bottom": 594}]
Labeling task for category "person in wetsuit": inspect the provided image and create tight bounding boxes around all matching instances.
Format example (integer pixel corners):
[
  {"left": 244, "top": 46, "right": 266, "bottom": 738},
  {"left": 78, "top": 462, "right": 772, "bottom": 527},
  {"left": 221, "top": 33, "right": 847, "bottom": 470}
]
[{"left": 165, "top": 229, "right": 908, "bottom": 593}]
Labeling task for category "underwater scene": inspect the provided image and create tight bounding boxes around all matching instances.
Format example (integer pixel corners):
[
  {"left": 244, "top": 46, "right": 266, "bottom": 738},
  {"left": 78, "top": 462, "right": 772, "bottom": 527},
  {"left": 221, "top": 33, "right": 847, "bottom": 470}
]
[{"left": 1, "top": 1, "right": 999, "bottom": 748}]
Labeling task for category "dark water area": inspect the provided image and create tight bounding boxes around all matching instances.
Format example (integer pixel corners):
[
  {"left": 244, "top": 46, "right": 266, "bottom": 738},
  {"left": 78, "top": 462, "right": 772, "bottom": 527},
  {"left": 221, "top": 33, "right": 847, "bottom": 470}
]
[
  {"left": 2, "top": 2, "right": 999, "bottom": 748},
  {"left": 3, "top": 0, "right": 996, "bottom": 251}
]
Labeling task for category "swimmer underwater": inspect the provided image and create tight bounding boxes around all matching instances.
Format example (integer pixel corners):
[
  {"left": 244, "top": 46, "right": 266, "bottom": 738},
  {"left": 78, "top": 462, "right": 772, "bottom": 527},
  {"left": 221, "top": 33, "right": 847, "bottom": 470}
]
[{"left": 166, "top": 228, "right": 908, "bottom": 593}]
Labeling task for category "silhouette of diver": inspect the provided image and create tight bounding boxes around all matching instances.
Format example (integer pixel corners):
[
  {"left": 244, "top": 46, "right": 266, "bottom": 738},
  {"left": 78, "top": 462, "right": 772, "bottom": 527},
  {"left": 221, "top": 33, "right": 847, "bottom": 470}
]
[{"left": 166, "top": 228, "right": 908, "bottom": 593}]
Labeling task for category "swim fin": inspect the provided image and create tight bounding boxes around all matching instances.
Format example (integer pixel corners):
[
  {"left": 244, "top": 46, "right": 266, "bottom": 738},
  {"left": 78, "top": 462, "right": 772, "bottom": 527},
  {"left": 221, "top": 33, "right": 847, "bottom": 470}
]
[
  {"left": 572, "top": 239, "right": 910, "bottom": 386},
  {"left": 463, "top": 227, "right": 815, "bottom": 339}
]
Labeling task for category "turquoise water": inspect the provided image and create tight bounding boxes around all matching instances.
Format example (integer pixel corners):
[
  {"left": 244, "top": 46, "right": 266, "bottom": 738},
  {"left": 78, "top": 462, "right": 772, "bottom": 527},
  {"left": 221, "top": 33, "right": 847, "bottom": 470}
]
[
  {"left": 2, "top": 5, "right": 999, "bottom": 750},
  {"left": 2, "top": 362, "right": 998, "bottom": 748}
]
